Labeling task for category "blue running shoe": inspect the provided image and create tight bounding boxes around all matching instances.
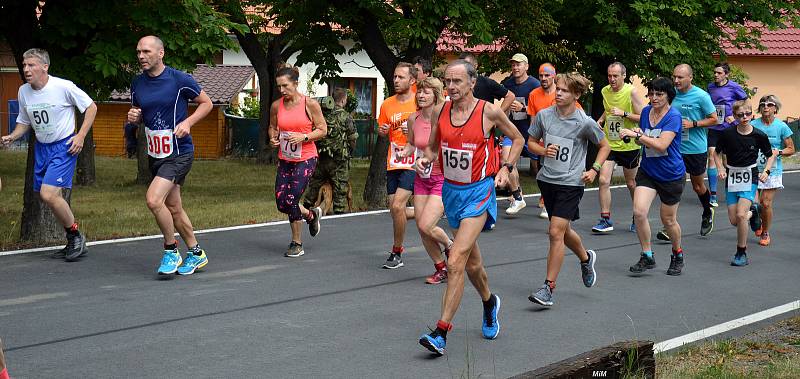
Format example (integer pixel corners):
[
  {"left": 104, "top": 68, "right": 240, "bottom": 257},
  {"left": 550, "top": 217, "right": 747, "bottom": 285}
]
[
  {"left": 580, "top": 250, "right": 597, "bottom": 288},
  {"left": 630, "top": 217, "right": 636, "bottom": 233},
  {"left": 710, "top": 194, "right": 719, "bottom": 208},
  {"left": 482, "top": 294, "right": 501, "bottom": 339},
  {"left": 177, "top": 250, "right": 208, "bottom": 275},
  {"left": 731, "top": 252, "right": 749, "bottom": 267},
  {"left": 591, "top": 218, "right": 614, "bottom": 233},
  {"left": 157, "top": 249, "right": 182, "bottom": 275},
  {"left": 419, "top": 330, "right": 446, "bottom": 356}
]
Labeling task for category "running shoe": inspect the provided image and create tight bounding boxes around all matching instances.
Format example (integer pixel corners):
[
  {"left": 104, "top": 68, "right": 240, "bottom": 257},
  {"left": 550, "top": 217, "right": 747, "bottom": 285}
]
[
  {"left": 580, "top": 250, "right": 597, "bottom": 287},
  {"left": 731, "top": 252, "right": 749, "bottom": 266},
  {"left": 382, "top": 252, "right": 404, "bottom": 269},
  {"left": 538, "top": 207, "right": 548, "bottom": 219},
  {"left": 528, "top": 284, "right": 554, "bottom": 306},
  {"left": 656, "top": 230, "right": 671, "bottom": 242},
  {"left": 506, "top": 198, "right": 527, "bottom": 215},
  {"left": 629, "top": 253, "right": 656, "bottom": 273},
  {"left": 666, "top": 254, "right": 684, "bottom": 276},
  {"left": 177, "top": 250, "right": 208, "bottom": 275},
  {"left": 308, "top": 207, "right": 322, "bottom": 237},
  {"left": 700, "top": 208, "right": 715, "bottom": 236},
  {"left": 64, "top": 232, "right": 88, "bottom": 262},
  {"left": 285, "top": 241, "right": 305, "bottom": 258},
  {"left": 709, "top": 194, "right": 719, "bottom": 208},
  {"left": 425, "top": 269, "right": 447, "bottom": 284},
  {"left": 749, "top": 204, "right": 762, "bottom": 232},
  {"left": 52, "top": 245, "right": 68, "bottom": 259},
  {"left": 419, "top": 329, "right": 446, "bottom": 356},
  {"left": 482, "top": 294, "right": 501, "bottom": 339},
  {"left": 759, "top": 232, "right": 771, "bottom": 246},
  {"left": 591, "top": 218, "right": 614, "bottom": 233},
  {"left": 157, "top": 249, "right": 183, "bottom": 275},
  {"left": 629, "top": 217, "right": 636, "bottom": 233}
]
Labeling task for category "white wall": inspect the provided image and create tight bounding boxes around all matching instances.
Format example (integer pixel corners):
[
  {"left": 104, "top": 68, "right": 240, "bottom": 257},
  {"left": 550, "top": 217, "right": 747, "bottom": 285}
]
[{"left": 222, "top": 39, "right": 386, "bottom": 114}]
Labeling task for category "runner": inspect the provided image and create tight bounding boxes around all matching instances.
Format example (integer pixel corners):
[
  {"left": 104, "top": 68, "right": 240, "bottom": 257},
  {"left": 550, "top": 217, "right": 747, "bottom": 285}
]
[
  {"left": 377, "top": 62, "right": 418, "bottom": 269},
  {"left": 399, "top": 77, "right": 453, "bottom": 284},
  {"left": 269, "top": 66, "right": 325, "bottom": 257},
  {"left": 711, "top": 100, "right": 774, "bottom": 266},
  {"left": 500, "top": 53, "right": 541, "bottom": 215},
  {"left": 126, "top": 36, "right": 212, "bottom": 276},
  {"left": 707, "top": 62, "right": 748, "bottom": 207},
  {"left": 752, "top": 95, "right": 794, "bottom": 246},
  {"left": 417, "top": 59, "right": 524, "bottom": 356},
  {"left": 412, "top": 56, "right": 432, "bottom": 91},
  {"left": 619, "top": 77, "right": 686, "bottom": 276},
  {"left": 1, "top": 48, "right": 95, "bottom": 262},
  {"left": 658, "top": 64, "right": 718, "bottom": 241},
  {"left": 594, "top": 62, "right": 644, "bottom": 234},
  {"left": 527, "top": 72, "right": 608, "bottom": 307}
]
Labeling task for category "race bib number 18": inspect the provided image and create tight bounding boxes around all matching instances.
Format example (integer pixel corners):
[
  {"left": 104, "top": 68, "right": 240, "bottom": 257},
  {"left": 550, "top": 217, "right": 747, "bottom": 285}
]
[
  {"left": 544, "top": 134, "right": 573, "bottom": 173},
  {"left": 442, "top": 147, "right": 473, "bottom": 183},
  {"left": 145, "top": 128, "right": 173, "bottom": 158},
  {"left": 279, "top": 132, "right": 302, "bottom": 159}
]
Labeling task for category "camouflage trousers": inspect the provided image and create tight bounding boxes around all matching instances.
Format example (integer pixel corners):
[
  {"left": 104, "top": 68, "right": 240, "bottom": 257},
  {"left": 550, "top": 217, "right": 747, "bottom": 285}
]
[{"left": 302, "top": 155, "right": 351, "bottom": 214}]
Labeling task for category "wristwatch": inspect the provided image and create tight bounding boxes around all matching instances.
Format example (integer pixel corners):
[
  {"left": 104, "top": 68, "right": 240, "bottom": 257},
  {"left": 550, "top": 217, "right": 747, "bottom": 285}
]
[
  {"left": 502, "top": 163, "right": 514, "bottom": 171},
  {"left": 779, "top": 149, "right": 784, "bottom": 156},
  {"left": 623, "top": 111, "right": 629, "bottom": 118},
  {"left": 765, "top": 169, "right": 771, "bottom": 175},
  {"left": 304, "top": 134, "right": 309, "bottom": 142},
  {"left": 692, "top": 120, "right": 698, "bottom": 128}
]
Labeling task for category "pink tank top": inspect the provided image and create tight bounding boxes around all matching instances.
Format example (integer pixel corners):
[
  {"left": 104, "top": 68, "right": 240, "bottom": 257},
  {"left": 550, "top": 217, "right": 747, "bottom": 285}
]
[
  {"left": 411, "top": 111, "right": 442, "bottom": 176},
  {"left": 277, "top": 96, "right": 317, "bottom": 161}
]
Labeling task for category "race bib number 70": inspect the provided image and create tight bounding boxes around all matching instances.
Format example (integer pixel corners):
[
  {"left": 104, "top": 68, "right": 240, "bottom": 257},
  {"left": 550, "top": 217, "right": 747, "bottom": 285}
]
[
  {"left": 279, "top": 132, "right": 302, "bottom": 159},
  {"left": 145, "top": 128, "right": 173, "bottom": 158}
]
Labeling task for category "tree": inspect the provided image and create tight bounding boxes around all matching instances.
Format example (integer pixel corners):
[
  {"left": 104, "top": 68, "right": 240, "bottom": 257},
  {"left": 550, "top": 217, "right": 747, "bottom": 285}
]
[
  {"left": 0, "top": 0, "right": 245, "bottom": 243},
  {"left": 215, "top": 0, "right": 346, "bottom": 164}
]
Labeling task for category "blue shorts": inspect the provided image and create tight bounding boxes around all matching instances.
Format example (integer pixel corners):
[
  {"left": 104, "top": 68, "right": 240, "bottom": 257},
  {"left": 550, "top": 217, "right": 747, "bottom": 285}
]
[
  {"left": 726, "top": 183, "right": 757, "bottom": 206},
  {"left": 442, "top": 177, "right": 497, "bottom": 230},
  {"left": 34, "top": 135, "right": 77, "bottom": 192},
  {"left": 386, "top": 169, "right": 415, "bottom": 195},
  {"left": 502, "top": 136, "right": 534, "bottom": 159}
]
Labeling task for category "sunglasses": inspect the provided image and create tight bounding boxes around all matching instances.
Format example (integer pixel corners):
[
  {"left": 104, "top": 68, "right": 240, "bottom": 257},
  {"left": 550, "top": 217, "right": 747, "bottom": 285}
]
[
  {"left": 735, "top": 111, "right": 753, "bottom": 118},
  {"left": 759, "top": 102, "right": 776, "bottom": 108}
]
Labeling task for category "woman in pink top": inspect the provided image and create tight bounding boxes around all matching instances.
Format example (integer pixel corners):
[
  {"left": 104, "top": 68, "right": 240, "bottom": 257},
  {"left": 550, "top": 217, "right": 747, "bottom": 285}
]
[
  {"left": 401, "top": 77, "right": 453, "bottom": 284},
  {"left": 269, "top": 67, "right": 327, "bottom": 258}
]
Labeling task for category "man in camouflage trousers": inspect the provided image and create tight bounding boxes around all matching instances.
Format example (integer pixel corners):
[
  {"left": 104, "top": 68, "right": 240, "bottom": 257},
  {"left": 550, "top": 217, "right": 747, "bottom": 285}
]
[{"left": 303, "top": 88, "right": 358, "bottom": 214}]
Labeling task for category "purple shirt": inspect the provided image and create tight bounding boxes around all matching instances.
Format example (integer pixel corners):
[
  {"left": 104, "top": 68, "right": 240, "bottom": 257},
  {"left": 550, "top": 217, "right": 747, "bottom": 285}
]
[{"left": 707, "top": 80, "right": 747, "bottom": 131}]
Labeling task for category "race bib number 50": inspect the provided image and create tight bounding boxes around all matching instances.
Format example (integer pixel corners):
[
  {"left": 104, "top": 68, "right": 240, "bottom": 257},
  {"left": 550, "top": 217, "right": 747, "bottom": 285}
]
[
  {"left": 442, "top": 147, "right": 473, "bottom": 183},
  {"left": 145, "top": 128, "right": 173, "bottom": 158}
]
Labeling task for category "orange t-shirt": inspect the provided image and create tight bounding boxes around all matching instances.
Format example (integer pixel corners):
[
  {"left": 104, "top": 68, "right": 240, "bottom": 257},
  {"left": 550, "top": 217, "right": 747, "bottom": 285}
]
[
  {"left": 378, "top": 95, "right": 417, "bottom": 170},
  {"left": 526, "top": 87, "right": 583, "bottom": 116}
]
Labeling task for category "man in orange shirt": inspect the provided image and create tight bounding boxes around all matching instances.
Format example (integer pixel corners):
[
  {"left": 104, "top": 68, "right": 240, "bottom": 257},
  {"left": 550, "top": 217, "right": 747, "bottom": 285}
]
[
  {"left": 378, "top": 62, "right": 418, "bottom": 269},
  {"left": 527, "top": 63, "right": 558, "bottom": 218}
]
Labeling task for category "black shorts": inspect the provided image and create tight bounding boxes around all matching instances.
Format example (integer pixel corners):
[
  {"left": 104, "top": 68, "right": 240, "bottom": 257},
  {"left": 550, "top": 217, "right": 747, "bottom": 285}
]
[
  {"left": 707, "top": 129, "right": 725, "bottom": 149},
  {"left": 149, "top": 152, "right": 194, "bottom": 186},
  {"left": 538, "top": 180, "right": 584, "bottom": 221},
  {"left": 386, "top": 169, "right": 415, "bottom": 195},
  {"left": 682, "top": 152, "right": 707, "bottom": 176},
  {"left": 608, "top": 149, "right": 641, "bottom": 169},
  {"left": 635, "top": 170, "right": 685, "bottom": 206}
]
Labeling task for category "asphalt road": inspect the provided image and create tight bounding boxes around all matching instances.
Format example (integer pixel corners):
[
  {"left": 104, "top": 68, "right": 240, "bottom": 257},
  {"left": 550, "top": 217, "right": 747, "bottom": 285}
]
[{"left": 2, "top": 173, "right": 800, "bottom": 378}]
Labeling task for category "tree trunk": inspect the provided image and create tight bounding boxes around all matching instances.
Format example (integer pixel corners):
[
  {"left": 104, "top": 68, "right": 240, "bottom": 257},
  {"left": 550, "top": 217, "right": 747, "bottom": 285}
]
[
  {"left": 362, "top": 135, "right": 389, "bottom": 209},
  {"left": 136, "top": 123, "right": 152, "bottom": 184},
  {"left": 75, "top": 110, "right": 96, "bottom": 186},
  {"left": 20, "top": 133, "right": 72, "bottom": 243}
]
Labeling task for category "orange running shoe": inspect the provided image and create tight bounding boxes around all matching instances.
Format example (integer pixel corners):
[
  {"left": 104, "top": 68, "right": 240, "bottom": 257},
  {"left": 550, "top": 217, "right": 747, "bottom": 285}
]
[{"left": 759, "top": 232, "right": 771, "bottom": 246}]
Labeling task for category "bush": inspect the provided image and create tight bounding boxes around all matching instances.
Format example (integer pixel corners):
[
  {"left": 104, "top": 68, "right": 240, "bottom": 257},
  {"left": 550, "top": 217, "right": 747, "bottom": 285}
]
[{"left": 229, "top": 96, "right": 260, "bottom": 119}]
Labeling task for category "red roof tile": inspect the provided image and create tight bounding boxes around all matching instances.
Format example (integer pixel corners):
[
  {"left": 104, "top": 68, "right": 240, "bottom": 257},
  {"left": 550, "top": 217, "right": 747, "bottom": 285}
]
[
  {"left": 722, "top": 26, "right": 800, "bottom": 57},
  {"left": 110, "top": 64, "right": 254, "bottom": 104}
]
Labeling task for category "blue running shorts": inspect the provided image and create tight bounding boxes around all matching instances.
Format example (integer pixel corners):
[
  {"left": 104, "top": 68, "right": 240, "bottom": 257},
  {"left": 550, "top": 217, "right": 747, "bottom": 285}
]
[
  {"left": 34, "top": 135, "right": 77, "bottom": 192},
  {"left": 442, "top": 176, "right": 497, "bottom": 230}
]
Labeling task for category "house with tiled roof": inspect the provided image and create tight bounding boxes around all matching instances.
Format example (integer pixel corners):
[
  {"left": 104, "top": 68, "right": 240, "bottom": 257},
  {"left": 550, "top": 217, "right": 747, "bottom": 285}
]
[{"left": 720, "top": 26, "right": 800, "bottom": 118}]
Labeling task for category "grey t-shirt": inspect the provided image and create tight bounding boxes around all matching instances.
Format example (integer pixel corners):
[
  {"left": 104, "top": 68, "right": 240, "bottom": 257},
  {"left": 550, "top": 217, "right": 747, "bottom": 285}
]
[{"left": 528, "top": 106, "right": 605, "bottom": 187}]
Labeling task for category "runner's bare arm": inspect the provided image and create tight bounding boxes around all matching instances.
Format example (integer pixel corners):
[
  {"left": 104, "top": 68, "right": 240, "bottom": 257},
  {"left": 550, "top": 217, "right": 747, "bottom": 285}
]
[
  {"left": 0, "top": 123, "right": 31, "bottom": 145},
  {"left": 268, "top": 100, "right": 280, "bottom": 147},
  {"left": 781, "top": 137, "right": 795, "bottom": 156},
  {"left": 499, "top": 90, "right": 515, "bottom": 113},
  {"left": 67, "top": 102, "right": 98, "bottom": 154},
  {"left": 418, "top": 103, "right": 444, "bottom": 172},
  {"left": 487, "top": 102, "right": 523, "bottom": 165},
  {"left": 683, "top": 111, "right": 718, "bottom": 129},
  {"left": 401, "top": 114, "right": 416, "bottom": 158},
  {"left": 299, "top": 97, "right": 327, "bottom": 143},
  {"left": 712, "top": 149, "right": 726, "bottom": 178},
  {"left": 174, "top": 90, "right": 213, "bottom": 138},
  {"left": 627, "top": 87, "right": 644, "bottom": 123},
  {"left": 583, "top": 138, "right": 611, "bottom": 183}
]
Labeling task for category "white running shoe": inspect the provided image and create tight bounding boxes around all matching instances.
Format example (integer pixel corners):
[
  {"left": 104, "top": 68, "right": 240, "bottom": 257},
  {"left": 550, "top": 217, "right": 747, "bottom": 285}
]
[
  {"left": 506, "top": 198, "right": 527, "bottom": 215},
  {"left": 538, "top": 207, "right": 548, "bottom": 219}
]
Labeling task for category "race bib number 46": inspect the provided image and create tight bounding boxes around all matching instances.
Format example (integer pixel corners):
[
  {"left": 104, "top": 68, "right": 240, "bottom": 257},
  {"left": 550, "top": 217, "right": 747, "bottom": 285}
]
[
  {"left": 145, "top": 128, "right": 173, "bottom": 158},
  {"left": 442, "top": 147, "right": 473, "bottom": 183},
  {"left": 389, "top": 142, "right": 415, "bottom": 169},
  {"left": 544, "top": 134, "right": 573, "bottom": 173},
  {"left": 727, "top": 165, "right": 754, "bottom": 192},
  {"left": 606, "top": 115, "right": 623, "bottom": 141},
  {"left": 279, "top": 132, "right": 302, "bottom": 159}
]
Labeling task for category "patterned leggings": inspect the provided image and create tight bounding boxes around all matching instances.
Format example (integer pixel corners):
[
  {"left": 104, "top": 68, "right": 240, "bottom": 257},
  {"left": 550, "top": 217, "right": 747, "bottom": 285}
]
[{"left": 275, "top": 157, "right": 317, "bottom": 222}]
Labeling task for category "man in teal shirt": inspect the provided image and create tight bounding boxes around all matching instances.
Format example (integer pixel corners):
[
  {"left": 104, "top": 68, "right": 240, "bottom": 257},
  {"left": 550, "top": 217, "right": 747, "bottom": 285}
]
[{"left": 658, "top": 64, "right": 718, "bottom": 242}]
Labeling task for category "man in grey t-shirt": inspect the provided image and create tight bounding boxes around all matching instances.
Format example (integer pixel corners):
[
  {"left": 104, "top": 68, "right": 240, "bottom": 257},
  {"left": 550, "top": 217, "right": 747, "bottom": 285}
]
[{"left": 525, "top": 72, "right": 610, "bottom": 307}]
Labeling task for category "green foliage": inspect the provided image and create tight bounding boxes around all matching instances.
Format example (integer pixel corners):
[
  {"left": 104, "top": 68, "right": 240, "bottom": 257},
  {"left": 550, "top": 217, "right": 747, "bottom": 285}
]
[
  {"left": 728, "top": 65, "right": 757, "bottom": 98},
  {"left": 13, "top": 0, "right": 248, "bottom": 99},
  {"left": 229, "top": 96, "right": 261, "bottom": 119},
  {"left": 344, "top": 89, "right": 357, "bottom": 113}
]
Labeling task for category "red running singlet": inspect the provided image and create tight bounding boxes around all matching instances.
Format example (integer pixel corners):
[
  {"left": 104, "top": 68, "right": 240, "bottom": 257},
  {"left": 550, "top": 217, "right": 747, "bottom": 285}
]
[
  {"left": 277, "top": 96, "right": 318, "bottom": 162},
  {"left": 437, "top": 100, "right": 499, "bottom": 185}
]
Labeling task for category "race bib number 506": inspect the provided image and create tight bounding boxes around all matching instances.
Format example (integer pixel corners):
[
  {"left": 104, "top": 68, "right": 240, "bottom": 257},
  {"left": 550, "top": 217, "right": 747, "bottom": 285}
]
[
  {"left": 389, "top": 142, "right": 415, "bottom": 169},
  {"left": 145, "top": 128, "right": 173, "bottom": 158}
]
